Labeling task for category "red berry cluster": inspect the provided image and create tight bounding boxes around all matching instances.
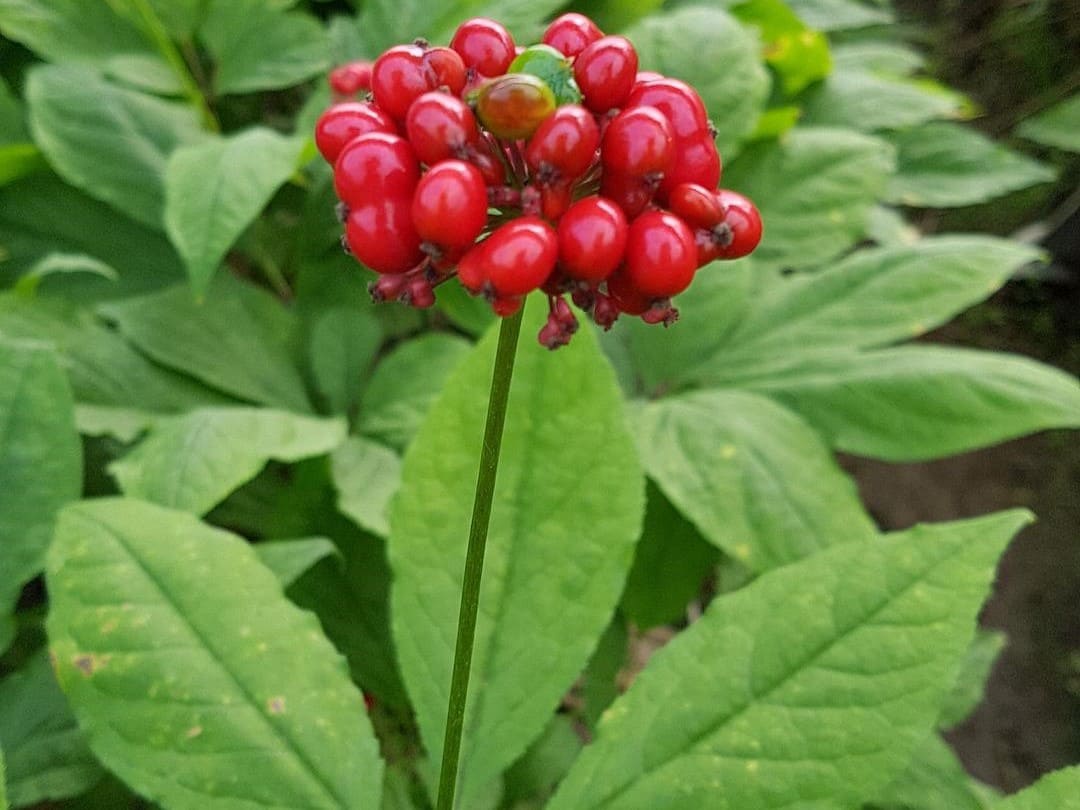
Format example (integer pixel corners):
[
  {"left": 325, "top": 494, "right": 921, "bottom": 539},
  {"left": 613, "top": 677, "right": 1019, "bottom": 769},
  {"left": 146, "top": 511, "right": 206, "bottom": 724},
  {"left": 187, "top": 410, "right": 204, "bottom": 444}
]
[{"left": 314, "top": 13, "right": 762, "bottom": 348}]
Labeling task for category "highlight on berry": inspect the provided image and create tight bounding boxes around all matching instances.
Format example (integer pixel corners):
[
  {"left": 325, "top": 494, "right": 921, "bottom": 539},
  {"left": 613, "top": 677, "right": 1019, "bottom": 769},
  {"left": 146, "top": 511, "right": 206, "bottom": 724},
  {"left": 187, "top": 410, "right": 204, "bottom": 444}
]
[{"left": 314, "top": 13, "right": 763, "bottom": 349}]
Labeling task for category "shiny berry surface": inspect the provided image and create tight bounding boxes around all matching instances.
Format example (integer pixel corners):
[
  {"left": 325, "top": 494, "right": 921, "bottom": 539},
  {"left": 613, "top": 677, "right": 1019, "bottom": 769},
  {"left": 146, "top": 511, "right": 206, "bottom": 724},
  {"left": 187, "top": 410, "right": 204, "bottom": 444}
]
[
  {"left": 475, "top": 73, "right": 557, "bottom": 139},
  {"left": 345, "top": 198, "right": 423, "bottom": 274},
  {"left": 483, "top": 216, "right": 559, "bottom": 296},
  {"left": 371, "top": 44, "right": 428, "bottom": 120},
  {"left": 626, "top": 78, "right": 709, "bottom": 140},
  {"left": 573, "top": 35, "right": 638, "bottom": 113},
  {"left": 329, "top": 61, "right": 373, "bottom": 97},
  {"left": 411, "top": 160, "right": 488, "bottom": 251},
  {"left": 451, "top": 17, "right": 516, "bottom": 76},
  {"left": 557, "top": 196, "right": 628, "bottom": 282},
  {"left": 405, "top": 92, "right": 479, "bottom": 165},
  {"left": 315, "top": 102, "right": 396, "bottom": 164},
  {"left": 667, "top": 182, "right": 724, "bottom": 229},
  {"left": 542, "top": 13, "right": 603, "bottom": 58},
  {"left": 423, "top": 46, "right": 467, "bottom": 95},
  {"left": 601, "top": 106, "right": 674, "bottom": 177},
  {"left": 659, "top": 132, "right": 722, "bottom": 199},
  {"left": 623, "top": 210, "right": 697, "bottom": 298},
  {"left": 524, "top": 104, "right": 599, "bottom": 184},
  {"left": 715, "top": 189, "right": 764, "bottom": 259},
  {"left": 334, "top": 132, "right": 420, "bottom": 206}
]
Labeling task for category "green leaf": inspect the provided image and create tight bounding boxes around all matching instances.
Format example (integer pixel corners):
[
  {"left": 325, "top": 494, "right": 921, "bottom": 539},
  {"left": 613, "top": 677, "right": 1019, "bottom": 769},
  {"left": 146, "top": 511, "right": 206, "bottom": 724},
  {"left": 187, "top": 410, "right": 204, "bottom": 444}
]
[
  {"left": 873, "top": 733, "right": 998, "bottom": 810},
  {"left": 332, "top": 436, "right": 401, "bottom": 538},
  {"left": 0, "top": 651, "right": 104, "bottom": 806},
  {"left": 99, "top": 276, "right": 312, "bottom": 412},
  {"left": 508, "top": 44, "right": 582, "bottom": 106},
  {"left": 722, "top": 128, "right": 895, "bottom": 271},
  {"left": 309, "top": 307, "right": 382, "bottom": 416},
  {"left": 0, "top": 0, "right": 177, "bottom": 94},
  {"left": 786, "top": 0, "right": 892, "bottom": 30},
  {"left": 736, "top": 346, "right": 1080, "bottom": 461},
  {"left": 390, "top": 297, "right": 644, "bottom": 805},
  {"left": 501, "top": 714, "right": 584, "bottom": 808},
  {"left": 435, "top": 281, "right": 496, "bottom": 337},
  {"left": 730, "top": 0, "right": 832, "bottom": 96},
  {"left": 109, "top": 407, "right": 346, "bottom": 515},
  {"left": 356, "top": 333, "right": 472, "bottom": 451},
  {"left": 939, "top": 630, "right": 1006, "bottom": 729},
  {"left": 996, "top": 766, "right": 1080, "bottom": 809},
  {"left": 0, "top": 749, "right": 6, "bottom": 810},
  {"left": 714, "top": 236, "right": 1042, "bottom": 361},
  {"left": 0, "top": 142, "right": 46, "bottom": 187},
  {"left": 885, "top": 122, "right": 1057, "bottom": 208},
  {"left": 164, "top": 128, "right": 304, "bottom": 295},
  {"left": 639, "top": 389, "right": 875, "bottom": 571},
  {"left": 0, "top": 295, "right": 234, "bottom": 415},
  {"left": 801, "top": 69, "right": 965, "bottom": 132},
  {"left": 0, "top": 174, "right": 184, "bottom": 300},
  {"left": 548, "top": 510, "right": 1032, "bottom": 810},
  {"left": 831, "top": 41, "right": 925, "bottom": 76},
  {"left": 620, "top": 483, "right": 720, "bottom": 630},
  {"left": 626, "top": 6, "right": 769, "bottom": 157},
  {"left": 47, "top": 498, "right": 384, "bottom": 810},
  {"left": 25, "top": 66, "right": 206, "bottom": 229},
  {"left": 0, "top": 339, "right": 81, "bottom": 650},
  {"left": 201, "top": 0, "right": 329, "bottom": 95},
  {"left": 0, "top": 77, "right": 27, "bottom": 144},
  {"left": 1018, "top": 93, "right": 1080, "bottom": 152},
  {"left": 255, "top": 537, "right": 340, "bottom": 588},
  {"left": 13, "top": 252, "right": 118, "bottom": 296}
]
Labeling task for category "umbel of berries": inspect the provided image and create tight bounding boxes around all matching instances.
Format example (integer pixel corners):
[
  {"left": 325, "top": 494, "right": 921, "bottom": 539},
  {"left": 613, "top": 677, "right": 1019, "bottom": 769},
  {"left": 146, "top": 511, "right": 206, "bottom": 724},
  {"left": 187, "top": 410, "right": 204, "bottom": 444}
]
[{"left": 314, "top": 14, "right": 763, "bottom": 349}]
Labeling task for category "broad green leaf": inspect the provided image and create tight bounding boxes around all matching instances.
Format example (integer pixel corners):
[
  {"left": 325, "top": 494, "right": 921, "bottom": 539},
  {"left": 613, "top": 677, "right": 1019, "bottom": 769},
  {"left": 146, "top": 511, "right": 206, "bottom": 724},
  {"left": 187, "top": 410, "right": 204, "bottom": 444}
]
[
  {"left": 13, "top": 252, "right": 118, "bottom": 296},
  {"left": 164, "top": 128, "right": 304, "bottom": 295},
  {"left": 0, "top": 295, "right": 234, "bottom": 415},
  {"left": 626, "top": 6, "right": 769, "bottom": 157},
  {"left": 356, "top": 333, "right": 472, "bottom": 451},
  {"left": 332, "top": 436, "right": 401, "bottom": 538},
  {"left": 109, "top": 407, "right": 346, "bottom": 515},
  {"left": 0, "top": 174, "right": 184, "bottom": 300},
  {"left": 582, "top": 618, "right": 628, "bottom": 729},
  {"left": 729, "top": 0, "right": 832, "bottom": 95},
  {"left": 722, "top": 128, "right": 895, "bottom": 270},
  {"left": 831, "top": 41, "right": 925, "bottom": 75},
  {"left": 309, "top": 307, "right": 382, "bottom": 416},
  {"left": 0, "top": 339, "right": 81, "bottom": 650},
  {"left": 435, "top": 280, "right": 496, "bottom": 336},
  {"left": 716, "top": 236, "right": 1042, "bottom": 359},
  {"left": 0, "top": 78, "right": 26, "bottom": 143},
  {"left": 255, "top": 537, "right": 340, "bottom": 588},
  {"left": 390, "top": 298, "right": 644, "bottom": 805},
  {"left": 0, "top": 651, "right": 103, "bottom": 806},
  {"left": 287, "top": 527, "right": 408, "bottom": 711},
  {"left": 0, "top": 0, "right": 177, "bottom": 94},
  {"left": 601, "top": 260, "right": 756, "bottom": 397},
  {"left": 47, "top": 498, "right": 383, "bottom": 810},
  {"left": 1017, "top": 93, "right": 1080, "bottom": 152},
  {"left": 939, "top": 630, "right": 1006, "bottom": 729},
  {"left": 866, "top": 204, "right": 920, "bottom": 247},
  {"left": 99, "top": 276, "right": 312, "bottom": 412},
  {"left": 502, "top": 714, "right": 583, "bottom": 808},
  {"left": 357, "top": 0, "right": 566, "bottom": 55},
  {"left": 0, "top": 749, "right": 6, "bottom": 810},
  {"left": 620, "top": 483, "right": 720, "bottom": 630},
  {"left": 873, "top": 734, "right": 998, "bottom": 810},
  {"left": 25, "top": 66, "right": 206, "bottom": 229},
  {"left": 548, "top": 510, "right": 1032, "bottom": 810},
  {"left": 571, "top": 0, "right": 665, "bottom": 33},
  {"left": 0, "top": 142, "right": 45, "bottom": 187},
  {"left": 201, "top": 0, "right": 329, "bottom": 94},
  {"left": 735, "top": 346, "right": 1080, "bottom": 461},
  {"left": 639, "top": 389, "right": 875, "bottom": 571},
  {"left": 996, "top": 766, "right": 1080, "bottom": 809},
  {"left": 801, "top": 70, "right": 964, "bottom": 132},
  {"left": 885, "top": 122, "right": 1057, "bottom": 208},
  {"left": 786, "top": 0, "right": 892, "bottom": 30}
]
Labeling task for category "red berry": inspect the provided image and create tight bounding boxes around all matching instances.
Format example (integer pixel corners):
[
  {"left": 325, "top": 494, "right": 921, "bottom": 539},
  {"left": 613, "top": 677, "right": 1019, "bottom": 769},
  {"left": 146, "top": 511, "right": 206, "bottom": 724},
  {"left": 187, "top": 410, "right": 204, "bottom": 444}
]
[
  {"left": 600, "top": 106, "right": 674, "bottom": 177},
  {"left": 632, "top": 70, "right": 665, "bottom": 89},
  {"left": 491, "top": 295, "right": 523, "bottom": 317},
  {"left": 574, "top": 35, "right": 638, "bottom": 113},
  {"left": 466, "top": 143, "right": 507, "bottom": 186},
  {"left": 623, "top": 210, "right": 697, "bottom": 297},
  {"left": 606, "top": 268, "right": 651, "bottom": 315},
  {"left": 329, "top": 61, "right": 373, "bottom": 97},
  {"left": 334, "top": 132, "right": 420, "bottom": 206},
  {"left": 451, "top": 18, "right": 516, "bottom": 76},
  {"left": 625, "top": 78, "right": 709, "bottom": 140},
  {"left": 540, "top": 183, "right": 572, "bottom": 221},
  {"left": 456, "top": 240, "right": 487, "bottom": 292},
  {"left": 599, "top": 171, "right": 654, "bottom": 220},
  {"left": 658, "top": 133, "right": 722, "bottom": 200},
  {"left": 475, "top": 73, "right": 557, "bottom": 140},
  {"left": 525, "top": 104, "right": 599, "bottom": 185},
  {"left": 715, "top": 189, "right": 763, "bottom": 259},
  {"left": 411, "top": 160, "right": 488, "bottom": 251},
  {"left": 371, "top": 44, "right": 431, "bottom": 121},
  {"left": 315, "top": 102, "right": 396, "bottom": 164},
  {"left": 557, "top": 196, "right": 628, "bottom": 283},
  {"left": 405, "top": 92, "right": 479, "bottom": 165},
  {"left": 423, "top": 47, "right": 467, "bottom": 95},
  {"left": 667, "top": 182, "right": 724, "bottom": 229},
  {"left": 345, "top": 197, "right": 423, "bottom": 274},
  {"left": 542, "top": 13, "right": 603, "bottom": 58},
  {"left": 483, "top": 216, "right": 558, "bottom": 296}
]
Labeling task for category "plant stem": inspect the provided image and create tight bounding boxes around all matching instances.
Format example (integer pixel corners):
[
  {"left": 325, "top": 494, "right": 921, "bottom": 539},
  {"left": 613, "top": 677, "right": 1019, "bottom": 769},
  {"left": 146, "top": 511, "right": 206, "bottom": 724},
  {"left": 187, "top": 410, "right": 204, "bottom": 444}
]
[
  {"left": 126, "top": 0, "right": 220, "bottom": 132},
  {"left": 435, "top": 308, "right": 524, "bottom": 810}
]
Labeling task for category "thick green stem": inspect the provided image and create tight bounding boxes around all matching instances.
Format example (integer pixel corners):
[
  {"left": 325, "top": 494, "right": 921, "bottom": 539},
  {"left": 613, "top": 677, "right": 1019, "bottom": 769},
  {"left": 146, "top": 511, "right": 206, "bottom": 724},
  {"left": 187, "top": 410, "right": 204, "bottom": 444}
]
[{"left": 435, "top": 308, "right": 525, "bottom": 810}]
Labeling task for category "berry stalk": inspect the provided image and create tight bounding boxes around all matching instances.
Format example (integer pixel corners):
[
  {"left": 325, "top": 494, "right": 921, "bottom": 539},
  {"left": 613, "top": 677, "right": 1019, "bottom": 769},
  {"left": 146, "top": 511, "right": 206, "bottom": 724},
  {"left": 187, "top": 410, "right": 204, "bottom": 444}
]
[{"left": 436, "top": 307, "right": 525, "bottom": 810}]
